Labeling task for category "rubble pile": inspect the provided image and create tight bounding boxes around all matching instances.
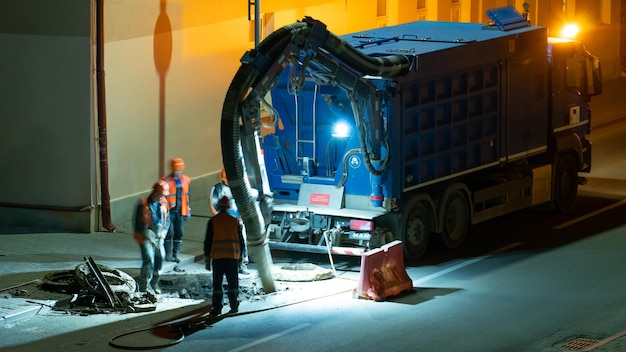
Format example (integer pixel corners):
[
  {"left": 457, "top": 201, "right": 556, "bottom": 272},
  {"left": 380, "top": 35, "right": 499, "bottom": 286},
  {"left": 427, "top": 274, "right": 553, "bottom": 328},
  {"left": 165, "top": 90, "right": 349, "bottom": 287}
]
[{"left": 2, "top": 258, "right": 340, "bottom": 318}]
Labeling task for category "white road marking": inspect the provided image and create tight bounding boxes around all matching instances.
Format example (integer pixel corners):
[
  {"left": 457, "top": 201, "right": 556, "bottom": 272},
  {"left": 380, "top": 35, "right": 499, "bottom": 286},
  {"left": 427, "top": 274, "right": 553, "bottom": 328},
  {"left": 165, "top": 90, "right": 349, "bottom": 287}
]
[
  {"left": 228, "top": 323, "right": 311, "bottom": 352},
  {"left": 412, "top": 242, "right": 522, "bottom": 286},
  {"left": 553, "top": 198, "right": 626, "bottom": 230}
]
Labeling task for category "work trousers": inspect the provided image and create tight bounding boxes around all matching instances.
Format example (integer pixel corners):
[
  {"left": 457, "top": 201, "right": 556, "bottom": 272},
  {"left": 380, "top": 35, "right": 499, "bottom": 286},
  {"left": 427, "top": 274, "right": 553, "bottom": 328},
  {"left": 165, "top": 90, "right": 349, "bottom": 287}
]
[
  {"left": 212, "top": 258, "right": 240, "bottom": 312},
  {"left": 139, "top": 239, "right": 164, "bottom": 283},
  {"left": 165, "top": 211, "right": 185, "bottom": 258}
]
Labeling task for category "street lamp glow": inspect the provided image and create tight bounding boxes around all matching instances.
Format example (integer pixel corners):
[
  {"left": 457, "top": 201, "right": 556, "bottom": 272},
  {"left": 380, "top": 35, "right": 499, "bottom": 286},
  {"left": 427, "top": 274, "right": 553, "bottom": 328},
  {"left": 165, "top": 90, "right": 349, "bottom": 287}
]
[{"left": 560, "top": 23, "right": 580, "bottom": 39}]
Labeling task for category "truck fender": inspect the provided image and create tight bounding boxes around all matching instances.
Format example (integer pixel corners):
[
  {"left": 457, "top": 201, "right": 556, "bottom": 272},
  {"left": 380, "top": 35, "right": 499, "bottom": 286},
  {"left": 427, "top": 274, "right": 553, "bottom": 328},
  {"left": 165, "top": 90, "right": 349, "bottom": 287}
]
[{"left": 553, "top": 133, "right": 583, "bottom": 169}]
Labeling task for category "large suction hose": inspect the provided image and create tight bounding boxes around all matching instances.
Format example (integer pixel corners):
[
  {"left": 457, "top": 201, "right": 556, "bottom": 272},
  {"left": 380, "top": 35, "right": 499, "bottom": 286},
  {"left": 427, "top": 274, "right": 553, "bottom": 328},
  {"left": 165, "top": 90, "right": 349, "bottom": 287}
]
[
  {"left": 221, "top": 22, "right": 308, "bottom": 293},
  {"left": 300, "top": 17, "right": 411, "bottom": 78}
]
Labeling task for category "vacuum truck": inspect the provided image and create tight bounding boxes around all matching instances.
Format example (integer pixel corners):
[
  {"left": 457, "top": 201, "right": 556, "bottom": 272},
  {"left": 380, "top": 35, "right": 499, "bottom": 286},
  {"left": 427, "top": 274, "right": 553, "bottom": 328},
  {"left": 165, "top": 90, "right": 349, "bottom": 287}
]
[{"left": 221, "top": 6, "right": 602, "bottom": 262}]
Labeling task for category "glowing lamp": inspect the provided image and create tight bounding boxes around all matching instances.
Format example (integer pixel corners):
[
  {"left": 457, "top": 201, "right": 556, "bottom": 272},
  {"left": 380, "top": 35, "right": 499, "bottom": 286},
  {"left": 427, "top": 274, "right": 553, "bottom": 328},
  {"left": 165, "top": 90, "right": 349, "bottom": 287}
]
[
  {"left": 560, "top": 23, "right": 580, "bottom": 39},
  {"left": 332, "top": 121, "right": 351, "bottom": 138}
]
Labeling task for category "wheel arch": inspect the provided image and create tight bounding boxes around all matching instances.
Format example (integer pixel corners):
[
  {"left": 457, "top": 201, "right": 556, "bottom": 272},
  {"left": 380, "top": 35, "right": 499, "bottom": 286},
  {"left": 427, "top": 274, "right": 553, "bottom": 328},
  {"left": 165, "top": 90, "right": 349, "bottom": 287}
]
[{"left": 553, "top": 133, "right": 584, "bottom": 170}]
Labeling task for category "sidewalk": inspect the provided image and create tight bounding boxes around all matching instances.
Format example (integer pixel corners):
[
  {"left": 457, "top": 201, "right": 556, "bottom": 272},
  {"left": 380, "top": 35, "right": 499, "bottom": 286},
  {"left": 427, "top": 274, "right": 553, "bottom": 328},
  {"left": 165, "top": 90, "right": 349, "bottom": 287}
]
[
  {"left": 0, "top": 198, "right": 359, "bottom": 349},
  {"left": 0, "top": 200, "right": 210, "bottom": 327}
]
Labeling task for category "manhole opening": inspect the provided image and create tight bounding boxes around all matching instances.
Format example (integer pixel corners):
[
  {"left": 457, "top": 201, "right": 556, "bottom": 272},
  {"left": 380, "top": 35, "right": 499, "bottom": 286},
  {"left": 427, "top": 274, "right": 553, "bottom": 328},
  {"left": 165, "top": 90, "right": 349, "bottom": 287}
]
[{"left": 561, "top": 337, "right": 600, "bottom": 351}]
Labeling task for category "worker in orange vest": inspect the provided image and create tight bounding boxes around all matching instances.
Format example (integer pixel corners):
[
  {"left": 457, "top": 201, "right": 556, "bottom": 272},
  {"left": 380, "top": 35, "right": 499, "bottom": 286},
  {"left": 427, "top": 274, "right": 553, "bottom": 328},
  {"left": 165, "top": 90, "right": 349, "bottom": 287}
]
[
  {"left": 133, "top": 180, "right": 170, "bottom": 293},
  {"left": 161, "top": 157, "right": 192, "bottom": 263},
  {"left": 204, "top": 196, "right": 245, "bottom": 316},
  {"left": 209, "top": 168, "right": 250, "bottom": 275}
]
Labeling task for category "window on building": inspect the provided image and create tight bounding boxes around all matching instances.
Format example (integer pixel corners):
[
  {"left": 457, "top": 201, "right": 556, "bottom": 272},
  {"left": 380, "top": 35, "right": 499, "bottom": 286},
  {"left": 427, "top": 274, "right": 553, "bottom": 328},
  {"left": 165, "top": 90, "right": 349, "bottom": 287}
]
[{"left": 417, "top": 0, "right": 426, "bottom": 9}]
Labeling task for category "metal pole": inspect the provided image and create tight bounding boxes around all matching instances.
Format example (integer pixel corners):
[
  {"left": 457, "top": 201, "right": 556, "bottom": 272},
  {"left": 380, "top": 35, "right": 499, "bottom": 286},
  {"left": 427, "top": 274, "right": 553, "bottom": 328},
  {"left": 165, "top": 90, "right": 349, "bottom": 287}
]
[
  {"left": 96, "top": 0, "right": 115, "bottom": 232},
  {"left": 248, "top": 0, "right": 261, "bottom": 47},
  {"left": 255, "top": 0, "right": 261, "bottom": 47}
]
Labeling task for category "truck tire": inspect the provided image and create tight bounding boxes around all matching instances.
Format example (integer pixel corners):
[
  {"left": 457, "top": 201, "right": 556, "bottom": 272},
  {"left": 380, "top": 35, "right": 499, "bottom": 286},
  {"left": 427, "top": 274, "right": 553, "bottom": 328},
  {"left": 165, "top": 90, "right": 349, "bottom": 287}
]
[
  {"left": 439, "top": 191, "right": 469, "bottom": 249},
  {"left": 402, "top": 200, "right": 430, "bottom": 261},
  {"left": 555, "top": 154, "right": 578, "bottom": 212}
]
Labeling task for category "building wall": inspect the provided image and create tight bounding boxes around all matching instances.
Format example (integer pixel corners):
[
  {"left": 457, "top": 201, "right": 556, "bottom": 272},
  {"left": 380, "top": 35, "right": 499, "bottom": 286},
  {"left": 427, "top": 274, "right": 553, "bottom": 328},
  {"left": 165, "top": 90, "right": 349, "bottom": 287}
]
[
  {"left": 0, "top": 0, "right": 621, "bottom": 232},
  {"left": 0, "top": 0, "right": 95, "bottom": 232}
]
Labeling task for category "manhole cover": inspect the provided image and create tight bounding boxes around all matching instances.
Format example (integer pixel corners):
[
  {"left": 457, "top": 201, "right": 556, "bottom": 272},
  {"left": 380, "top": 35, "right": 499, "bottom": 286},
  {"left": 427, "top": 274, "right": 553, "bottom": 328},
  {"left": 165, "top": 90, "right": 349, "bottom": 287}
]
[
  {"left": 272, "top": 263, "right": 334, "bottom": 282},
  {"left": 43, "top": 270, "right": 81, "bottom": 293}
]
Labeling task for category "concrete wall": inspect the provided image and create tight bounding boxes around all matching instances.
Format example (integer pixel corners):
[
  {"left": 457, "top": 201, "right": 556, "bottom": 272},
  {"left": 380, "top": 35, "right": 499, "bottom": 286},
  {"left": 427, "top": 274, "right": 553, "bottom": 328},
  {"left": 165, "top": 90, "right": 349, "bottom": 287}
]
[
  {"left": 0, "top": 0, "right": 622, "bottom": 233},
  {"left": 0, "top": 0, "right": 95, "bottom": 232},
  {"left": 103, "top": 0, "right": 356, "bottom": 230}
]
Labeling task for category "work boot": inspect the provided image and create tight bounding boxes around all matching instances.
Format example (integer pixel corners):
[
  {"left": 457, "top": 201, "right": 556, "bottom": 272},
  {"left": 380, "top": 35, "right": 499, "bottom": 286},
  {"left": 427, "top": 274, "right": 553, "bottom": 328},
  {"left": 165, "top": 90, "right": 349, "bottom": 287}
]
[
  {"left": 238, "top": 264, "right": 250, "bottom": 275},
  {"left": 150, "top": 275, "right": 161, "bottom": 294},
  {"left": 227, "top": 303, "right": 239, "bottom": 314},
  {"left": 164, "top": 241, "right": 173, "bottom": 261},
  {"left": 172, "top": 240, "right": 183, "bottom": 263},
  {"left": 138, "top": 278, "right": 149, "bottom": 292},
  {"left": 208, "top": 308, "right": 221, "bottom": 317}
]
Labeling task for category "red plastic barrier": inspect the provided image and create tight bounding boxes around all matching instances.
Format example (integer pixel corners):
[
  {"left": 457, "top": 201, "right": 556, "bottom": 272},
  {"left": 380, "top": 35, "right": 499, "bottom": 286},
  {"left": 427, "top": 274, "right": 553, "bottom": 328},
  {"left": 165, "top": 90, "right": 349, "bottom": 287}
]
[{"left": 354, "top": 240, "right": 413, "bottom": 301}]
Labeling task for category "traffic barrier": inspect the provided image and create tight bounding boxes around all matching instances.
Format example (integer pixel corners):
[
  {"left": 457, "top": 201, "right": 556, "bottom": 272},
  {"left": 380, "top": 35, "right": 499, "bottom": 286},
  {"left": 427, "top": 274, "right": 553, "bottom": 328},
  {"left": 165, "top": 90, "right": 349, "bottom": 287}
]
[{"left": 354, "top": 240, "right": 413, "bottom": 301}]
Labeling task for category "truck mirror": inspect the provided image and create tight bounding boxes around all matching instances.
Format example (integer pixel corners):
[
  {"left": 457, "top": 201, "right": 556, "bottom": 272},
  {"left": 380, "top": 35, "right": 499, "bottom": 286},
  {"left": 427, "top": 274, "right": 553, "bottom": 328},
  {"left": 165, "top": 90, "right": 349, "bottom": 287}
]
[{"left": 587, "top": 56, "right": 603, "bottom": 96}]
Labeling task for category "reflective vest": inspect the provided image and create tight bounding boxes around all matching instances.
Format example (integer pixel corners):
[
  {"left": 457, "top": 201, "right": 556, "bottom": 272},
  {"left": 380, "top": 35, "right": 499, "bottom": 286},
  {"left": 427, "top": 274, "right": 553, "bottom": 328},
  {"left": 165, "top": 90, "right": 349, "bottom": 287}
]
[
  {"left": 209, "top": 212, "right": 242, "bottom": 260},
  {"left": 162, "top": 174, "right": 191, "bottom": 216},
  {"left": 133, "top": 197, "right": 168, "bottom": 244}
]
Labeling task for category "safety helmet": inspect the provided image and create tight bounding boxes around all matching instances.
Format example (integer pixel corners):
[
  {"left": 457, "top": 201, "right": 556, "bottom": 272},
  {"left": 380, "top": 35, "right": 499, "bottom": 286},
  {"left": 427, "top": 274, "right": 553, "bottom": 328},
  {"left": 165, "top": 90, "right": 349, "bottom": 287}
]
[
  {"left": 220, "top": 168, "right": 228, "bottom": 183},
  {"left": 170, "top": 157, "right": 185, "bottom": 171},
  {"left": 153, "top": 180, "right": 169, "bottom": 196},
  {"left": 218, "top": 196, "right": 231, "bottom": 210}
]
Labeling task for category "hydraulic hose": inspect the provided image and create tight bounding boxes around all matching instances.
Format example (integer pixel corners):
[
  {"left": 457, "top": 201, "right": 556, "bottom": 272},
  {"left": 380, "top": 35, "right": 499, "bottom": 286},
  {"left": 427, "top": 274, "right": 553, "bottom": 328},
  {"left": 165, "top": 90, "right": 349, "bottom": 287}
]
[
  {"left": 324, "top": 34, "right": 411, "bottom": 77},
  {"left": 302, "top": 17, "right": 411, "bottom": 78},
  {"left": 221, "top": 22, "right": 309, "bottom": 294}
]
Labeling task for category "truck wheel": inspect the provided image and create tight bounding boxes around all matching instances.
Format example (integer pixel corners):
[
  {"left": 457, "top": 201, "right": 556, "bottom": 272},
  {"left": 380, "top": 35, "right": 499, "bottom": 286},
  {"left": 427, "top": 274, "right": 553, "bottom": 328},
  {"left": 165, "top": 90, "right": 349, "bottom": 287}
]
[
  {"left": 402, "top": 201, "right": 429, "bottom": 261},
  {"left": 440, "top": 191, "right": 469, "bottom": 249},
  {"left": 555, "top": 154, "right": 578, "bottom": 212}
]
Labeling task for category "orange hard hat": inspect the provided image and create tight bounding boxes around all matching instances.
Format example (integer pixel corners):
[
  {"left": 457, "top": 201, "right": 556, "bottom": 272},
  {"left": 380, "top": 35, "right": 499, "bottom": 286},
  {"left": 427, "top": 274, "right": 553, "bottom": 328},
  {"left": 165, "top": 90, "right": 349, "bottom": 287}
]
[
  {"left": 218, "top": 196, "right": 231, "bottom": 210},
  {"left": 170, "top": 157, "right": 185, "bottom": 171},
  {"left": 153, "top": 180, "right": 169, "bottom": 195},
  {"left": 221, "top": 168, "right": 228, "bottom": 183}
]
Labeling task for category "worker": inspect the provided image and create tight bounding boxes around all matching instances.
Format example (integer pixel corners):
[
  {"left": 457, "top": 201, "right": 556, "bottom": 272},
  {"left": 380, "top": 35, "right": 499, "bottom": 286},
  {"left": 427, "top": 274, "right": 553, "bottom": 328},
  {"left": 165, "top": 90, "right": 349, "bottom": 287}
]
[
  {"left": 133, "top": 180, "right": 170, "bottom": 294},
  {"left": 161, "top": 157, "right": 191, "bottom": 263},
  {"left": 205, "top": 196, "right": 245, "bottom": 316},
  {"left": 209, "top": 168, "right": 250, "bottom": 275}
]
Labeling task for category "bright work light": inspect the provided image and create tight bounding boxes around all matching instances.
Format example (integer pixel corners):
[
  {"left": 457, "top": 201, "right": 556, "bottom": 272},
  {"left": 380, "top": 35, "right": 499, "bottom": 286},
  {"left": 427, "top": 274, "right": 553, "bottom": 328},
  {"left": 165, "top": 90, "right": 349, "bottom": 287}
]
[{"left": 332, "top": 121, "right": 351, "bottom": 138}]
